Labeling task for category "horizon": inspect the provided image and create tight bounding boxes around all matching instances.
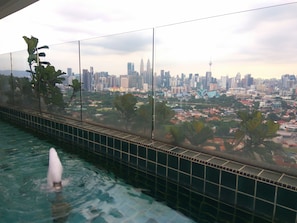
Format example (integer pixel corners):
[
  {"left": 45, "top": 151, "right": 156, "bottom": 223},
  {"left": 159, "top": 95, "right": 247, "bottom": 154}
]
[{"left": 1, "top": 67, "right": 295, "bottom": 81}]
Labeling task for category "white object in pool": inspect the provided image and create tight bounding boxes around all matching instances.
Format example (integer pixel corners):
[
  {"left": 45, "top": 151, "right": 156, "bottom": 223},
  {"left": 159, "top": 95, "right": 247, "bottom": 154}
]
[{"left": 47, "top": 147, "right": 63, "bottom": 190}]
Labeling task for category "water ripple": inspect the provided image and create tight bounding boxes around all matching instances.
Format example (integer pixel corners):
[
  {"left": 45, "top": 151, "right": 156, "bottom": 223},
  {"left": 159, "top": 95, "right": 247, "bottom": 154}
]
[{"left": 0, "top": 121, "right": 195, "bottom": 223}]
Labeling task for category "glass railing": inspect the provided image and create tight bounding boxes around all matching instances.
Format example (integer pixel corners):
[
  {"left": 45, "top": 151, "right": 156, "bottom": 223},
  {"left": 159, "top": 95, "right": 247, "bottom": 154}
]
[{"left": 1, "top": 3, "right": 297, "bottom": 175}]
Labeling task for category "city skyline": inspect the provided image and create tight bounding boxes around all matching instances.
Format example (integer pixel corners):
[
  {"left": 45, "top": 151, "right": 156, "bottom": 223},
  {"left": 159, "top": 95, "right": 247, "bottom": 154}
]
[
  {"left": 63, "top": 59, "right": 296, "bottom": 96},
  {"left": 64, "top": 58, "right": 295, "bottom": 81},
  {"left": 0, "top": 1, "right": 297, "bottom": 79}
]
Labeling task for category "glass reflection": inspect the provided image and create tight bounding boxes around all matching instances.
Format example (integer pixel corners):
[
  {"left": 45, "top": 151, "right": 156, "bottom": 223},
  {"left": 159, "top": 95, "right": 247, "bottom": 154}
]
[
  {"left": 0, "top": 3, "right": 296, "bottom": 174},
  {"left": 79, "top": 29, "right": 153, "bottom": 138},
  {"left": 0, "top": 53, "right": 12, "bottom": 106},
  {"left": 44, "top": 41, "right": 81, "bottom": 119},
  {"left": 154, "top": 3, "right": 297, "bottom": 172}
]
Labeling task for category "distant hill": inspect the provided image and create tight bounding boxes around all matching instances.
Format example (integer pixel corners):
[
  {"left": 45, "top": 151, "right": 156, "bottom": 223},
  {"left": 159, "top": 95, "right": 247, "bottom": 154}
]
[{"left": 0, "top": 70, "right": 30, "bottom": 78}]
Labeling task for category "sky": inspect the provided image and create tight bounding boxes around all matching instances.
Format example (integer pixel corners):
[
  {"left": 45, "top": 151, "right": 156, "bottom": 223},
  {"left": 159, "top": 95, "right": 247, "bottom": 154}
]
[{"left": 0, "top": 0, "right": 297, "bottom": 79}]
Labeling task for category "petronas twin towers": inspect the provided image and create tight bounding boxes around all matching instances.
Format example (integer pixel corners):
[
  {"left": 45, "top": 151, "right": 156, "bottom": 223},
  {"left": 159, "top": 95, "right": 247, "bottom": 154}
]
[
  {"left": 139, "top": 59, "right": 151, "bottom": 76},
  {"left": 127, "top": 59, "right": 152, "bottom": 86}
]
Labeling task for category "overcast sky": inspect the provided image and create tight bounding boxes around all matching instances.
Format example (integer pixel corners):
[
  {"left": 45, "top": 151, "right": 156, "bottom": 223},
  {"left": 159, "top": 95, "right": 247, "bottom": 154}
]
[{"left": 1, "top": 0, "right": 297, "bottom": 79}]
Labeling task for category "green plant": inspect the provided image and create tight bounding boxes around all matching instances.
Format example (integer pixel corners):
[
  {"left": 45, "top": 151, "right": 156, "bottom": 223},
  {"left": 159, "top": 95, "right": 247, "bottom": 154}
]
[
  {"left": 68, "top": 79, "right": 81, "bottom": 105},
  {"left": 113, "top": 93, "right": 137, "bottom": 129},
  {"left": 23, "top": 36, "right": 65, "bottom": 112},
  {"left": 169, "top": 120, "right": 213, "bottom": 146},
  {"left": 234, "top": 110, "right": 279, "bottom": 148}
]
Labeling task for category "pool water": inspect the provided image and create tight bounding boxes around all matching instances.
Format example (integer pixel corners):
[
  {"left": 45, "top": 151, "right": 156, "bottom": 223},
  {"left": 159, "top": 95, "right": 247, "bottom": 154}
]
[
  {"left": 0, "top": 120, "right": 275, "bottom": 223},
  {"left": 0, "top": 120, "right": 196, "bottom": 223}
]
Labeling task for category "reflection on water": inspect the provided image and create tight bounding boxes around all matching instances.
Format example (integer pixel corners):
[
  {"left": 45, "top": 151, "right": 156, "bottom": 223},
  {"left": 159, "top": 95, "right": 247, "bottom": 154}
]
[
  {"left": 51, "top": 192, "right": 71, "bottom": 223},
  {"left": 0, "top": 120, "right": 196, "bottom": 223},
  {"left": 0, "top": 120, "right": 276, "bottom": 223}
]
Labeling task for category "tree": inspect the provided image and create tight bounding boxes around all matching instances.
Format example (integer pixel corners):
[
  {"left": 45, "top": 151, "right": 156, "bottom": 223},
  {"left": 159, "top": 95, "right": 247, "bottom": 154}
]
[
  {"left": 0, "top": 74, "right": 33, "bottom": 107},
  {"left": 183, "top": 120, "right": 213, "bottom": 146},
  {"left": 169, "top": 120, "right": 213, "bottom": 146},
  {"left": 113, "top": 93, "right": 137, "bottom": 129},
  {"left": 234, "top": 110, "right": 279, "bottom": 149},
  {"left": 267, "top": 112, "right": 281, "bottom": 122},
  {"left": 155, "top": 100, "right": 175, "bottom": 125},
  {"left": 169, "top": 124, "right": 185, "bottom": 145},
  {"left": 135, "top": 97, "right": 153, "bottom": 135},
  {"left": 68, "top": 79, "right": 81, "bottom": 105}
]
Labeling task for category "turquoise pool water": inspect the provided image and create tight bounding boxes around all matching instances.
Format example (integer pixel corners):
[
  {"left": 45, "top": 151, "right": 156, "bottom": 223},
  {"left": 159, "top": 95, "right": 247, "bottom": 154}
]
[
  {"left": 0, "top": 120, "right": 275, "bottom": 223},
  {"left": 0, "top": 120, "right": 196, "bottom": 223}
]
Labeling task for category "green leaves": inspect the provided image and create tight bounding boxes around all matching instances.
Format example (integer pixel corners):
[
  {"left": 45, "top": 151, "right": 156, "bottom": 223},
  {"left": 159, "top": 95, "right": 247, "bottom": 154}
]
[
  {"left": 23, "top": 36, "right": 49, "bottom": 66},
  {"left": 169, "top": 120, "right": 213, "bottom": 146},
  {"left": 155, "top": 101, "right": 175, "bottom": 124},
  {"left": 23, "top": 35, "right": 38, "bottom": 55},
  {"left": 23, "top": 35, "right": 65, "bottom": 112},
  {"left": 68, "top": 79, "right": 81, "bottom": 104},
  {"left": 235, "top": 110, "right": 280, "bottom": 148},
  {"left": 113, "top": 93, "right": 137, "bottom": 126}
]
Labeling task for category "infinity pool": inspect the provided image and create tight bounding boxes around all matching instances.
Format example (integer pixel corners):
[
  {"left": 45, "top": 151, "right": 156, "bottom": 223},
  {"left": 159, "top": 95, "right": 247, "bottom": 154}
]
[
  {"left": 0, "top": 120, "right": 196, "bottom": 223},
  {"left": 1, "top": 120, "right": 275, "bottom": 223}
]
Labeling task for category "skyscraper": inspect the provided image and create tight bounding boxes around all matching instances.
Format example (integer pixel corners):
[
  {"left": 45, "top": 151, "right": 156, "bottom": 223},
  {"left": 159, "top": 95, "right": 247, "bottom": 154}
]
[
  {"left": 127, "top": 62, "right": 134, "bottom": 75},
  {"left": 220, "top": 76, "right": 229, "bottom": 90},
  {"left": 140, "top": 59, "right": 144, "bottom": 76},
  {"left": 67, "top": 68, "right": 72, "bottom": 76},
  {"left": 82, "top": 69, "right": 91, "bottom": 91},
  {"left": 205, "top": 71, "right": 212, "bottom": 90},
  {"left": 143, "top": 59, "right": 152, "bottom": 85},
  {"left": 146, "top": 59, "right": 151, "bottom": 74}
]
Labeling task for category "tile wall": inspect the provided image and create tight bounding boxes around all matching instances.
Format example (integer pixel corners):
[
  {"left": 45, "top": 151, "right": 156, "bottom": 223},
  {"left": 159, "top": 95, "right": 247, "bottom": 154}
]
[{"left": 0, "top": 106, "right": 296, "bottom": 223}]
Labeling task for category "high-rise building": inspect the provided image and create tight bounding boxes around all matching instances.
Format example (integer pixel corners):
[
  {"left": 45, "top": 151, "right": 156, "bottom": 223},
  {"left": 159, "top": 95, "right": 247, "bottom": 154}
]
[
  {"left": 90, "top": 66, "right": 94, "bottom": 91},
  {"left": 107, "top": 75, "right": 119, "bottom": 88},
  {"left": 146, "top": 59, "right": 151, "bottom": 74},
  {"left": 129, "top": 74, "right": 143, "bottom": 89},
  {"left": 127, "top": 62, "right": 134, "bottom": 75},
  {"left": 220, "top": 76, "right": 229, "bottom": 90},
  {"left": 143, "top": 59, "right": 152, "bottom": 86},
  {"left": 281, "top": 74, "right": 296, "bottom": 90},
  {"left": 242, "top": 74, "right": 253, "bottom": 88},
  {"left": 235, "top": 73, "right": 241, "bottom": 87},
  {"left": 67, "top": 68, "right": 72, "bottom": 76},
  {"left": 205, "top": 71, "right": 212, "bottom": 90},
  {"left": 82, "top": 69, "right": 91, "bottom": 91},
  {"left": 160, "top": 70, "right": 170, "bottom": 89},
  {"left": 94, "top": 72, "right": 108, "bottom": 91},
  {"left": 120, "top": 75, "right": 129, "bottom": 90},
  {"left": 140, "top": 59, "right": 144, "bottom": 76}
]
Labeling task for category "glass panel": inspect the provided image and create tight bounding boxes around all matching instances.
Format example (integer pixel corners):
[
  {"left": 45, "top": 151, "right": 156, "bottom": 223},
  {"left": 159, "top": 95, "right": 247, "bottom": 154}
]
[
  {"left": 0, "top": 53, "right": 12, "bottom": 106},
  {"left": 43, "top": 41, "right": 81, "bottom": 119},
  {"left": 0, "top": 2, "right": 297, "bottom": 177},
  {"left": 154, "top": 3, "right": 297, "bottom": 172},
  {"left": 11, "top": 50, "right": 38, "bottom": 110},
  {"left": 80, "top": 29, "right": 153, "bottom": 138}
]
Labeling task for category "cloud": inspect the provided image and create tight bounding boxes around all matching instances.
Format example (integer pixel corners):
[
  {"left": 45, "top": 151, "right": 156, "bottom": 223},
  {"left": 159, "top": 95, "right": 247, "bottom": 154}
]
[
  {"left": 56, "top": 5, "right": 108, "bottom": 22},
  {"left": 1, "top": 0, "right": 297, "bottom": 78},
  {"left": 79, "top": 30, "right": 153, "bottom": 56},
  {"left": 237, "top": 7, "right": 297, "bottom": 64}
]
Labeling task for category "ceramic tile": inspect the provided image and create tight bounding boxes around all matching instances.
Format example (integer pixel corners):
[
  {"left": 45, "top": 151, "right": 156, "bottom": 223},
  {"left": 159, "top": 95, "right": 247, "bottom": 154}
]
[
  {"left": 238, "top": 176, "right": 255, "bottom": 195},
  {"left": 221, "top": 170, "right": 236, "bottom": 189},
  {"left": 206, "top": 166, "right": 220, "bottom": 184},
  {"left": 180, "top": 158, "right": 191, "bottom": 174},
  {"left": 277, "top": 187, "right": 297, "bottom": 210},
  {"left": 168, "top": 154, "right": 178, "bottom": 169},
  {"left": 256, "top": 181, "right": 275, "bottom": 202},
  {"left": 192, "top": 162, "right": 204, "bottom": 178}
]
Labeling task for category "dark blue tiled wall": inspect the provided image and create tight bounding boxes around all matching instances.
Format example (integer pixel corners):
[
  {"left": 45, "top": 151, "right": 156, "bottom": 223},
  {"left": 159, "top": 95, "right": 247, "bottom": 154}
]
[{"left": 0, "top": 106, "right": 296, "bottom": 223}]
